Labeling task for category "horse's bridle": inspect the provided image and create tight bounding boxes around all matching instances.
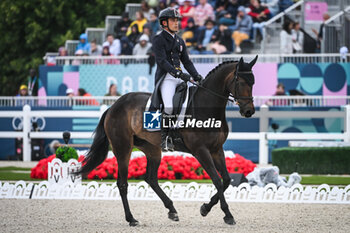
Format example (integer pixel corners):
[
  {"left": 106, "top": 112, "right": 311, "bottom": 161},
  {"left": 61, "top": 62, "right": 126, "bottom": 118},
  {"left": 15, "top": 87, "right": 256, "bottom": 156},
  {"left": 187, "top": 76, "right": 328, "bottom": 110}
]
[
  {"left": 191, "top": 65, "right": 254, "bottom": 105},
  {"left": 227, "top": 66, "right": 254, "bottom": 105}
]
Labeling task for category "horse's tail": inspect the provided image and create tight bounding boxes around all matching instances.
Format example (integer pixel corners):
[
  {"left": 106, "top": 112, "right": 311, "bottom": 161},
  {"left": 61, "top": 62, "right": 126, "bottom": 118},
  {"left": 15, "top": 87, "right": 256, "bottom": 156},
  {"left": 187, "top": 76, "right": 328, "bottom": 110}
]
[{"left": 77, "top": 109, "right": 109, "bottom": 175}]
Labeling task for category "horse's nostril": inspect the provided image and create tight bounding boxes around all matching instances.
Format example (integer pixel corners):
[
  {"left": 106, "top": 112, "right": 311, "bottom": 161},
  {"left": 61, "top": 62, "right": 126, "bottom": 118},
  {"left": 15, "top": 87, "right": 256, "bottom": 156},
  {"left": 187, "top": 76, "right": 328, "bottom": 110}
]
[{"left": 245, "top": 110, "right": 251, "bottom": 116}]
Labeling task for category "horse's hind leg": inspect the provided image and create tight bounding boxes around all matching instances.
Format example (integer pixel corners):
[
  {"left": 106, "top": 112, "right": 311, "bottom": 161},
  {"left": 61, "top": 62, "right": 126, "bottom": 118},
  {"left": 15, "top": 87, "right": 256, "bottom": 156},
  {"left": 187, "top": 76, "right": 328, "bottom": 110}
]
[
  {"left": 137, "top": 142, "right": 179, "bottom": 221},
  {"left": 111, "top": 137, "right": 139, "bottom": 226},
  {"left": 200, "top": 149, "right": 234, "bottom": 223}
]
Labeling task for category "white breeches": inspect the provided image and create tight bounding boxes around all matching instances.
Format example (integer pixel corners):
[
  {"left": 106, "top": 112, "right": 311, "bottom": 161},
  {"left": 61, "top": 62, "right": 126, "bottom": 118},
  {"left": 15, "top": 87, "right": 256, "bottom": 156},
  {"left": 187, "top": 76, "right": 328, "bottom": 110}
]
[{"left": 160, "top": 73, "right": 183, "bottom": 114}]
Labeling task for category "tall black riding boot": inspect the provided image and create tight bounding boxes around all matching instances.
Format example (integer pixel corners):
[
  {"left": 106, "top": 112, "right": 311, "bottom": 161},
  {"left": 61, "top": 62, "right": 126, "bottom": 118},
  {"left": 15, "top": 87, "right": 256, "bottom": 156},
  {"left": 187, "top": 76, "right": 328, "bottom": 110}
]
[{"left": 161, "top": 113, "right": 174, "bottom": 152}]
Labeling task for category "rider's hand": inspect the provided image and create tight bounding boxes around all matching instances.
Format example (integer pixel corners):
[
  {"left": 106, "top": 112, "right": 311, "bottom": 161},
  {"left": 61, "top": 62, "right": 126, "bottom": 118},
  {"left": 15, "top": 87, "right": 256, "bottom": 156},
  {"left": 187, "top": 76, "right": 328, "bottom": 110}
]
[
  {"left": 179, "top": 73, "right": 192, "bottom": 82},
  {"left": 194, "top": 74, "right": 203, "bottom": 82}
]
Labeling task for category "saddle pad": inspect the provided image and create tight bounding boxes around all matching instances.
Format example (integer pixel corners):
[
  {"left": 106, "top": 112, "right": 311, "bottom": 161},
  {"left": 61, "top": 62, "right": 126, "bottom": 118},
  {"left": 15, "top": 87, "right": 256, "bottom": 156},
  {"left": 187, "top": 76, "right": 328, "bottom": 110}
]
[{"left": 144, "top": 82, "right": 195, "bottom": 132}]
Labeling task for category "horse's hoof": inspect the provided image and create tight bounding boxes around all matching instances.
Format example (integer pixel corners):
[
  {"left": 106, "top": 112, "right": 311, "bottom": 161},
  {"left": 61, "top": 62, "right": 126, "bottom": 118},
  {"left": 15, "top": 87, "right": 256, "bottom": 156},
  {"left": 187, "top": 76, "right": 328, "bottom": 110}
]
[
  {"left": 168, "top": 212, "right": 179, "bottom": 221},
  {"left": 200, "top": 204, "right": 209, "bottom": 217},
  {"left": 129, "top": 220, "right": 139, "bottom": 227},
  {"left": 223, "top": 216, "right": 236, "bottom": 225}
]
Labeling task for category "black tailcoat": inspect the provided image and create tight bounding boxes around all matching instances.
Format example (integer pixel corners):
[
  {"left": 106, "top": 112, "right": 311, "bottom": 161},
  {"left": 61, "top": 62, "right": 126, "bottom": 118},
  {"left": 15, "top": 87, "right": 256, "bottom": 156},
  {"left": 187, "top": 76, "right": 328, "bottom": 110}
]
[{"left": 150, "top": 30, "right": 199, "bottom": 111}]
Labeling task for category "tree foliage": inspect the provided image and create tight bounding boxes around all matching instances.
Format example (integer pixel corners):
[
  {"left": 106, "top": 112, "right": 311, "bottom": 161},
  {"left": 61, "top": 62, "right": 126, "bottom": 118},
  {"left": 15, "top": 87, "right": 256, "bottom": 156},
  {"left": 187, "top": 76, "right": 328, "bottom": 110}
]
[{"left": 0, "top": 0, "right": 138, "bottom": 96}]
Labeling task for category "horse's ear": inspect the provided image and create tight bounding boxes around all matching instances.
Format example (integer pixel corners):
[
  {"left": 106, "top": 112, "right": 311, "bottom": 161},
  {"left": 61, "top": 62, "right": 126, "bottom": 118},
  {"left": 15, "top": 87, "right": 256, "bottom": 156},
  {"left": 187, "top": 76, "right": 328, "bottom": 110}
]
[{"left": 248, "top": 55, "right": 258, "bottom": 69}]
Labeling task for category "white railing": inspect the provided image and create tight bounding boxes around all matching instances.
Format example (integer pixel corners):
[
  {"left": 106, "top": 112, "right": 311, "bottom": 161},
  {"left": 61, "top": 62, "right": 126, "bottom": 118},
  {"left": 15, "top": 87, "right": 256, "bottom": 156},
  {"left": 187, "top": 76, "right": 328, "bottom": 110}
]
[
  {"left": 0, "top": 105, "right": 349, "bottom": 164},
  {"left": 43, "top": 53, "right": 350, "bottom": 65},
  {"left": 1, "top": 96, "right": 349, "bottom": 108},
  {"left": 0, "top": 96, "right": 120, "bottom": 108},
  {"left": 322, "top": 6, "right": 350, "bottom": 53}
]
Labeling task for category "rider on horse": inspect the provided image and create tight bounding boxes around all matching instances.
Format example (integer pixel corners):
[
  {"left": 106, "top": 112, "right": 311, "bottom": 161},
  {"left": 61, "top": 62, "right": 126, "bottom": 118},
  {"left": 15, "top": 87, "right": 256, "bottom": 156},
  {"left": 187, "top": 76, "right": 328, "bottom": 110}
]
[{"left": 151, "top": 7, "right": 203, "bottom": 152}]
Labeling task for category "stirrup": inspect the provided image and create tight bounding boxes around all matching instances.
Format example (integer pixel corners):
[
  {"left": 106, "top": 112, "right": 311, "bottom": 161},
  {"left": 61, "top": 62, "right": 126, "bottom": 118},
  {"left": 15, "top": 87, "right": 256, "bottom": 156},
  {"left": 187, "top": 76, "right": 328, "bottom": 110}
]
[
  {"left": 167, "top": 136, "right": 174, "bottom": 152},
  {"left": 161, "top": 135, "right": 169, "bottom": 152}
]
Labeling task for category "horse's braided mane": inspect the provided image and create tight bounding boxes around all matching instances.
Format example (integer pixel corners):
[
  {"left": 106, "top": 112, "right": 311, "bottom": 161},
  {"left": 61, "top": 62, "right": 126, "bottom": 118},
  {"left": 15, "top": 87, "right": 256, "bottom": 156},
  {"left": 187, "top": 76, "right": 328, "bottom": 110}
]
[{"left": 204, "top": 60, "right": 238, "bottom": 80}]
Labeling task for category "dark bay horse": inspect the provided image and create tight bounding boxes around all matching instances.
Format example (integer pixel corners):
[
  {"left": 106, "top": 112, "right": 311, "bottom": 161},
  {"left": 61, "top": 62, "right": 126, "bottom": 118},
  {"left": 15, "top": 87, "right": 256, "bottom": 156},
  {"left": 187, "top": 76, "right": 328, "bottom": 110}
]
[{"left": 77, "top": 56, "right": 257, "bottom": 226}]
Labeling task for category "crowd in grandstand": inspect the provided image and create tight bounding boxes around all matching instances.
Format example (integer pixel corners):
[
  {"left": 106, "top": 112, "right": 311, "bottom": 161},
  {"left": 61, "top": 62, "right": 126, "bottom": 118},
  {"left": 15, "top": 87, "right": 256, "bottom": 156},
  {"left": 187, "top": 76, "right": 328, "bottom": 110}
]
[{"left": 59, "top": 0, "right": 298, "bottom": 57}]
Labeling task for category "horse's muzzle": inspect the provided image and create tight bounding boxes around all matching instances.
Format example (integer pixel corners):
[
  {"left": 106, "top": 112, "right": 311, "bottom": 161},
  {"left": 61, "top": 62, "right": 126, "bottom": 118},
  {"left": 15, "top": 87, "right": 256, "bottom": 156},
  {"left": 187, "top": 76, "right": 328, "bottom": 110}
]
[{"left": 241, "top": 107, "right": 255, "bottom": 118}]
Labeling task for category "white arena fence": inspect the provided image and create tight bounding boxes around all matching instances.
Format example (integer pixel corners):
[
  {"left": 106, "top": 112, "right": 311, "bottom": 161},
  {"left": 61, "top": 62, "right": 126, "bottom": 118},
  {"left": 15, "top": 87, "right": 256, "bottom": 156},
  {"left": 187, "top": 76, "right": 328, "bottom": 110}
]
[
  {"left": 1, "top": 95, "right": 350, "bottom": 108},
  {"left": 0, "top": 104, "right": 349, "bottom": 164},
  {"left": 0, "top": 180, "right": 349, "bottom": 204},
  {"left": 45, "top": 53, "right": 350, "bottom": 65}
]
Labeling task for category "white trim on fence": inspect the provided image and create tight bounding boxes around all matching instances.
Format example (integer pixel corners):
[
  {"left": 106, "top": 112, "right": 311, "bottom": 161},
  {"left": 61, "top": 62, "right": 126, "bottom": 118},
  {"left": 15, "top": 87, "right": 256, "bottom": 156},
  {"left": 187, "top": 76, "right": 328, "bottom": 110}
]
[
  {"left": 0, "top": 105, "right": 349, "bottom": 164},
  {"left": 0, "top": 180, "right": 349, "bottom": 204}
]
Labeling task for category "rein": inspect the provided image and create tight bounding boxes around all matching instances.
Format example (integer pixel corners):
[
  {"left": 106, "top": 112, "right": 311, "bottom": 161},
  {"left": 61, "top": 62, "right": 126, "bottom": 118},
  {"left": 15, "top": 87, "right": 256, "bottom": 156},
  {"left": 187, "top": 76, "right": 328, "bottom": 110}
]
[{"left": 191, "top": 67, "right": 254, "bottom": 105}]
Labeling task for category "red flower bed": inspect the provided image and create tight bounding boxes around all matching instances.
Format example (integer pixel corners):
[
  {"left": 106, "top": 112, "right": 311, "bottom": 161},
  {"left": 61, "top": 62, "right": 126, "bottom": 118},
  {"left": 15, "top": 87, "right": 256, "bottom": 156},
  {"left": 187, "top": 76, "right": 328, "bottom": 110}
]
[{"left": 31, "top": 153, "right": 256, "bottom": 180}]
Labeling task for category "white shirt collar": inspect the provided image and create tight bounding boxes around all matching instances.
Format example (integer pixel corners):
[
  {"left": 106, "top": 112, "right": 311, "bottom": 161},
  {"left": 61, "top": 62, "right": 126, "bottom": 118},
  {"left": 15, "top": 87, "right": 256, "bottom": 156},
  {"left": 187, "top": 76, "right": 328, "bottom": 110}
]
[{"left": 164, "top": 29, "right": 175, "bottom": 38}]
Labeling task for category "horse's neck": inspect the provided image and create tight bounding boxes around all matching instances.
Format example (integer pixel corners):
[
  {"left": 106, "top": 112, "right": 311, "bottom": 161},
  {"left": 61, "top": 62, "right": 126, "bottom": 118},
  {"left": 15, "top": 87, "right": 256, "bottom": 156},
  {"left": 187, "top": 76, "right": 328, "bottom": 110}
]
[
  {"left": 190, "top": 63, "right": 235, "bottom": 118},
  {"left": 196, "top": 63, "right": 234, "bottom": 108}
]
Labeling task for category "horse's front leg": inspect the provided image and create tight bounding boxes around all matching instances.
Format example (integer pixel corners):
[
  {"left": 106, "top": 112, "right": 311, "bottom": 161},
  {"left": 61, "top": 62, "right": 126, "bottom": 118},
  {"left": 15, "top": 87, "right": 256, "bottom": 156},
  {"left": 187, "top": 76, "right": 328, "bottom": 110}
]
[
  {"left": 194, "top": 147, "right": 235, "bottom": 225},
  {"left": 200, "top": 149, "right": 232, "bottom": 217},
  {"left": 140, "top": 144, "right": 179, "bottom": 221}
]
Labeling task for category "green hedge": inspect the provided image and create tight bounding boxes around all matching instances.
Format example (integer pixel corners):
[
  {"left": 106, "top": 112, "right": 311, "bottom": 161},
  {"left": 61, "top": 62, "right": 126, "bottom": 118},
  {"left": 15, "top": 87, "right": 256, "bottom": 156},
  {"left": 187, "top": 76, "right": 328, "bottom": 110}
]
[{"left": 272, "top": 147, "right": 350, "bottom": 174}]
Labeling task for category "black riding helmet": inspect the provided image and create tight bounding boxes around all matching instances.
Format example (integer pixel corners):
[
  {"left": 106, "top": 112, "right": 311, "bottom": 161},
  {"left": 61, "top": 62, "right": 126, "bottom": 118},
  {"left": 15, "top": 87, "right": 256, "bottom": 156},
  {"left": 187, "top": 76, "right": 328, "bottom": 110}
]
[{"left": 159, "top": 7, "right": 181, "bottom": 28}]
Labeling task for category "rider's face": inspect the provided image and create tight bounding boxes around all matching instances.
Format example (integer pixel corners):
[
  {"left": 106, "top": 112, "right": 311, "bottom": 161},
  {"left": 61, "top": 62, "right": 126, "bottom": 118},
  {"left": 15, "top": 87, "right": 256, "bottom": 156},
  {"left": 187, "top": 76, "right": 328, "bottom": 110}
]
[{"left": 167, "top": 17, "right": 179, "bottom": 32}]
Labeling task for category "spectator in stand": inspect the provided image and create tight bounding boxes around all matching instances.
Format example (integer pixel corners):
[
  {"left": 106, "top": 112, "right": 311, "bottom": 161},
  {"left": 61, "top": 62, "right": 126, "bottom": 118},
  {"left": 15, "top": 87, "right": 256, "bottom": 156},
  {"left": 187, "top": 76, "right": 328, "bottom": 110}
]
[
  {"left": 169, "top": 0, "right": 179, "bottom": 9},
  {"left": 102, "top": 46, "right": 110, "bottom": 56},
  {"left": 114, "top": 12, "right": 132, "bottom": 39},
  {"left": 126, "top": 11, "right": 147, "bottom": 36},
  {"left": 72, "top": 49, "right": 83, "bottom": 65},
  {"left": 291, "top": 22, "right": 303, "bottom": 53},
  {"left": 76, "top": 33, "right": 91, "bottom": 54},
  {"left": 102, "top": 34, "right": 121, "bottom": 56},
  {"left": 312, "top": 13, "right": 330, "bottom": 53},
  {"left": 142, "top": 25, "right": 153, "bottom": 40},
  {"left": 103, "top": 83, "right": 121, "bottom": 105},
  {"left": 16, "top": 85, "right": 32, "bottom": 106},
  {"left": 17, "top": 85, "right": 29, "bottom": 97},
  {"left": 66, "top": 88, "right": 75, "bottom": 106},
  {"left": 105, "top": 84, "right": 121, "bottom": 97},
  {"left": 128, "top": 24, "right": 141, "bottom": 47},
  {"left": 147, "top": 0, "right": 159, "bottom": 8},
  {"left": 238, "top": 0, "right": 251, "bottom": 7},
  {"left": 266, "top": 83, "right": 288, "bottom": 106},
  {"left": 90, "top": 39, "right": 102, "bottom": 56},
  {"left": 194, "top": 0, "right": 215, "bottom": 27},
  {"left": 149, "top": 12, "right": 160, "bottom": 37},
  {"left": 58, "top": 47, "right": 67, "bottom": 56},
  {"left": 120, "top": 37, "right": 134, "bottom": 55},
  {"left": 215, "top": 0, "right": 238, "bottom": 21},
  {"left": 77, "top": 88, "right": 100, "bottom": 106},
  {"left": 280, "top": 21, "right": 293, "bottom": 54},
  {"left": 141, "top": 0, "right": 155, "bottom": 21},
  {"left": 260, "top": 0, "right": 279, "bottom": 17},
  {"left": 66, "top": 88, "right": 74, "bottom": 97},
  {"left": 248, "top": 0, "right": 270, "bottom": 41},
  {"left": 191, "top": 19, "right": 216, "bottom": 54},
  {"left": 211, "top": 23, "right": 233, "bottom": 54},
  {"left": 27, "top": 68, "right": 38, "bottom": 96},
  {"left": 133, "top": 34, "right": 152, "bottom": 55},
  {"left": 278, "top": 0, "right": 294, "bottom": 13},
  {"left": 182, "top": 17, "right": 199, "bottom": 48},
  {"left": 232, "top": 6, "right": 253, "bottom": 53},
  {"left": 156, "top": 1, "right": 167, "bottom": 14},
  {"left": 218, "top": 10, "right": 235, "bottom": 27},
  {"left": 179, "top": 0, "right": 195, "bottom": 29},
  {"left": 340, "top": 46, "right": 349, "bottom": 62}
]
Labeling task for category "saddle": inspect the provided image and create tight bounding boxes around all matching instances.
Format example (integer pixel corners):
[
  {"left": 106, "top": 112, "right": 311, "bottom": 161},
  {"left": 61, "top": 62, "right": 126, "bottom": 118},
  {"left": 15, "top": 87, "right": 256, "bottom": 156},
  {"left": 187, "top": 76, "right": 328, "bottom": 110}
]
[{"left": 145, "top": 83, "right": 198, "bottom": 153}]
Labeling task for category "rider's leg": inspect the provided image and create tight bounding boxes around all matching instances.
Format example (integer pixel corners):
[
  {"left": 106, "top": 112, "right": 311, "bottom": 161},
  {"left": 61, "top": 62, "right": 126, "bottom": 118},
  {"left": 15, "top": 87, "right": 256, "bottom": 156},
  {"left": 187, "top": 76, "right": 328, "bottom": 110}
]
[{"left": 160, "top": 74, "right": 182, "bottom": 151}]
